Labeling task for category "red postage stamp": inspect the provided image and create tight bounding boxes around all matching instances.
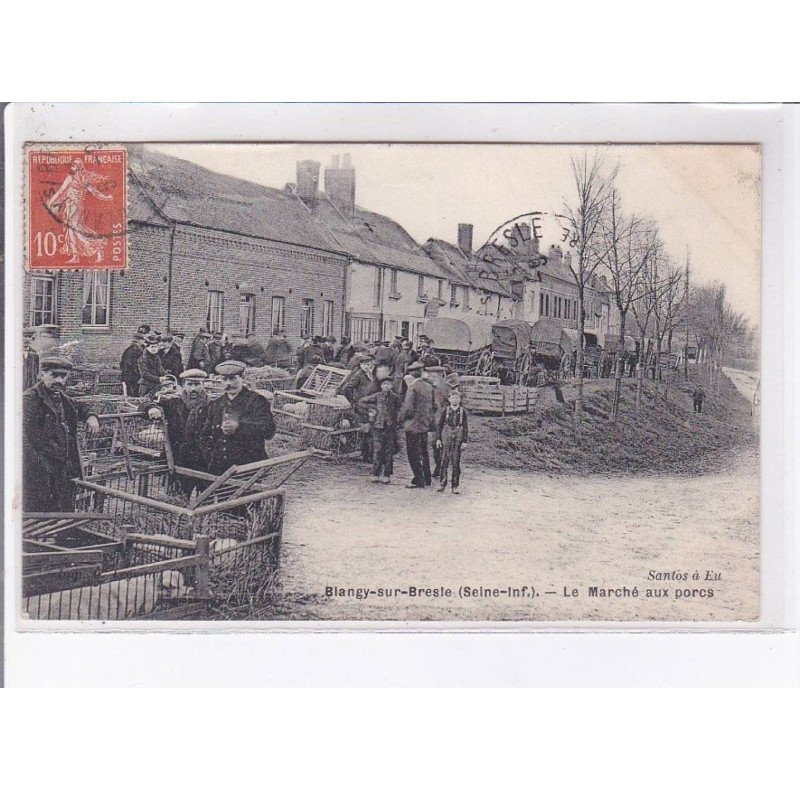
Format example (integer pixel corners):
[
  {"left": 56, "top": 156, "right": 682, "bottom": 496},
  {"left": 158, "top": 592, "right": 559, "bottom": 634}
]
[{"left": 27, "top": 147, "right": 127, "bottom": 270}]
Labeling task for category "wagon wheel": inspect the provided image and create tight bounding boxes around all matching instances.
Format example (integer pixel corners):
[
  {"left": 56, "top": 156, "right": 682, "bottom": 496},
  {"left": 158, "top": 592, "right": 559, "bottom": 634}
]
[{"left": 475, "top": 350, "right": 495, "bottom": 377}]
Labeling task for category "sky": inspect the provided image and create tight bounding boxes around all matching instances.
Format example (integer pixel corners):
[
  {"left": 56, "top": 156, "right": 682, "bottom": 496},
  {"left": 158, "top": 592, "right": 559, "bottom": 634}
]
[{"left": 151, "top": 143, "right": 761, "bottom": 324}]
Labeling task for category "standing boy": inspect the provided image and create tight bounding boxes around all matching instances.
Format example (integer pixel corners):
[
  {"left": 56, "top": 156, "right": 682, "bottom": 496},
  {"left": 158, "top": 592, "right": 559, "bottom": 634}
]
[
  {"left": 358, "top": 377, "right": 402, "bottom": 484},
  {"left": 435, "top": 390, "right": 469, "bottom": 494}
]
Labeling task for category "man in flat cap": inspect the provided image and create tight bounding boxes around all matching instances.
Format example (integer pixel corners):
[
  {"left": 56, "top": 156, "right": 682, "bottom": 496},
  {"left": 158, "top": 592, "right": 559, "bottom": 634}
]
[
  {"left": 137, "top": 333, "right": 166, "bottom": 398},
  {"left": 22, "top": 327, "right": 40, "bottom": 391},
  {"left": 23, "top": 356, "right": 100, "bottom": 512},
  {"left": 146, "top": 368, "right": 212, "bottom": 495},
  {"left": 400, "top": 360, "right": 435, "bottom": 488},
  {"left": 201, "top": 361, "right": 276, "bottom": 474},
  {"left": 159, "top": 332, "right": 184, "bottom": 379}
]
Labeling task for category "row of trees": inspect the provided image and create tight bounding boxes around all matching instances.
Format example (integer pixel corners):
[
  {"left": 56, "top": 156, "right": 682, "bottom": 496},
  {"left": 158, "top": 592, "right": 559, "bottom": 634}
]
[{"left": 560, "top": 151, "right": 756, "bottom": 438}]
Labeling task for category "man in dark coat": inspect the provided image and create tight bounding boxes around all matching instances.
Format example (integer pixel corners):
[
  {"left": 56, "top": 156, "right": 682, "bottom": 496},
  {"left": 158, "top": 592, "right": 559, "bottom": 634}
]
[
  {"left": 137, "top": 333, "right": 165, "bottom": 398},
  {"left": 201, "top": 360, "right": 276, "bottom": 474},
  {"left": 337, "top": 354, "right": 376, "bottom": 461},
  {"left": 207, "top": 332, "right": 225, "bottom": 373},
  {"left": 358, "top": 376, "right": 402, "bottom": 483},
  {"left": 23, "top": 327, "right": 40, "bottom": 391},
  {"left": 23, "top": 356, "right": 100, "bottom": 511},
  {"left": 335, "top": 336, "right": 354, "bottom": 364},
  {"left": 400, "top": 361, "right": 435, "bottom": 488},
  {"left": 146, "top": 368, "right": 212, "bottom": 495},
  {"left": 188, "top": 329, "right": 212, "bottom": 371},
  {"left": 120, "top": 333, "right": 144, "bottom": 396},
  {"left": 159, "top": 333, "right": 184, "bottom": 379},
  {"left": 692, "top": 385, "right": 706, "bottom": 413}
]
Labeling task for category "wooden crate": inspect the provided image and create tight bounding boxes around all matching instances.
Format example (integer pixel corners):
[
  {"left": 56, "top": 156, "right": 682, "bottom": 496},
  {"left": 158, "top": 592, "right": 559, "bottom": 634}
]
[
  {"left": 272, "top": 365, "right": 351, "bottom": 437},
  {"left": 459, "top": 376, "right": 538, "bottom": 414}
]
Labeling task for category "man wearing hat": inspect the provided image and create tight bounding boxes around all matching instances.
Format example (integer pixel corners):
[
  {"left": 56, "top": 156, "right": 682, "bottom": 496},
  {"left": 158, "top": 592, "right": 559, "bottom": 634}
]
[
  {"left": 23, "top": 356, "right": 101, "bottom": 511},
  {"left": 146, "top": 368, "right": 212, "bottom": 494},
  {"left": 400, "top": 360, "right": 435, "bottom": 488},
  {"left": 373, "top": 339, "right": 395, "bottom": 369},
  {"left": 335, "top": 336, "right": 354, "bottom": 365},
  {"left": 322, "top": 336, "right": 337, "bottom": 363},
  {"left": 120, "top": 331, "right": 145, "bottom": 397},
  {"left": 417, "top": 336, "right": 441, "bottom": 369},
  {"left": 207, "top": 332, "right": 226, "bottom": 373},
  {"left": 137, "top": 333, "right": 166, "bottom": 398},
  {"left": 337, "top": 353, "right": 377, "bottom": 461},
  {"left": 23, "top": 327, "right": 40, "bottom": 391},
  {"left": 201, "top": 361, "right": 276, "bottom": 474},
  {"left": 188, "top": 328, "right": 212, "bottom": 371},
  {"left": 159, "top": 333, "right": 184, "bottom": 379}
]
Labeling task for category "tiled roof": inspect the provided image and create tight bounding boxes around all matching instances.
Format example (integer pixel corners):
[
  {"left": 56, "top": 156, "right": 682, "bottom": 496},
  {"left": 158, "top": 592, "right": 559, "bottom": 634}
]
[
  {"left": 311, "top": 196, "right": 451, "bottom": 278},
  {"left": 128, "top": 148, "right": 342, "bottom": 253},
  {"left": 423, "top": 238, "right": 514, "bottom": 298}
]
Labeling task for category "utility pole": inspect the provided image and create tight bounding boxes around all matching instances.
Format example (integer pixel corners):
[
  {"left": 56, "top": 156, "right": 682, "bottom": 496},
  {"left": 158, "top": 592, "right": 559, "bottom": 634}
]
[{"left": 683, "top": 246, "right": 690, "bottom": 379}]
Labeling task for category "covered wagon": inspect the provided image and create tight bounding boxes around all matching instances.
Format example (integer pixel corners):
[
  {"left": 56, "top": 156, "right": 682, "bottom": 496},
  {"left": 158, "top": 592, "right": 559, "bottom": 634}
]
[{"left": 425, "top": 317, "right": 493, "bottom": 374}]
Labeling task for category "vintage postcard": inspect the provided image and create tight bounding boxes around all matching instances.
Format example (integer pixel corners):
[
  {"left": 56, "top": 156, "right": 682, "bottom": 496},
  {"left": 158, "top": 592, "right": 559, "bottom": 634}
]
[{"left": 10, "top": 127, "right": 764, "bottom": 626}]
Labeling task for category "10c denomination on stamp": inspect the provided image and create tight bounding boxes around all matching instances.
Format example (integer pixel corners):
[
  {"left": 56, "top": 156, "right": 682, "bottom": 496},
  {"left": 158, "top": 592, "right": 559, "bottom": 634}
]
[{"left": 27, "top": 147, "right": 127, "bottom": 270}]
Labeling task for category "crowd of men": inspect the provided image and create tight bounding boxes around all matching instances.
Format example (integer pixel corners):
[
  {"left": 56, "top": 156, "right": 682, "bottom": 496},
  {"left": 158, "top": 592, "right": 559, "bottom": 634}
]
[
  {"left": 120, "top": 325, "right": 242, "bottom": 398},
  {"left": 23, "top": 340, "right": 276, "bottom": 512}
]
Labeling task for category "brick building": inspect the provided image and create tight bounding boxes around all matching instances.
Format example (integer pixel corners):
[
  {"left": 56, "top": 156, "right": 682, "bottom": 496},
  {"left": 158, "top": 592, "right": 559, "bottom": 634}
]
[{"left": 23, "top": 147, "right": 349, "bottom": 364}]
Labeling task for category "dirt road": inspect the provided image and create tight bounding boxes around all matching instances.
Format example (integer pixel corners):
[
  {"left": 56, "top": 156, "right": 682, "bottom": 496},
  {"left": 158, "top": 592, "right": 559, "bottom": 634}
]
[{"left": 274, "top": 446, "right": 759, "bottom": 622}]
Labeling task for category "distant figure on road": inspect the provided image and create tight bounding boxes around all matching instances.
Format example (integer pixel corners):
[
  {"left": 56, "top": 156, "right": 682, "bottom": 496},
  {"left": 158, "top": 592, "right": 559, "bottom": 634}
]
[{"left": 692, "top": 385, "right": 706, "bottom": 413}]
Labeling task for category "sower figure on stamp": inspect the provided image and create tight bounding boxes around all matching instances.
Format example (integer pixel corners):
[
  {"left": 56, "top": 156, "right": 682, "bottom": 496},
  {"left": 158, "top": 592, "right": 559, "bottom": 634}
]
[
  {"left": 400, "top": 360, "right": 435, "bottom": 489},
  {"left": 358, "top": 376, "right": 402, "bottom": 484},
  {"left": 202, "top": 360, "right": 276, "bottom": 474},
  {"left": 23, "top": 356, "right": 100, "bottom": 512},
  {"left": 22, "top": 327, "right": 40, "bottom": 391},
  {"left": 145, "top": 368, "right": 212, "bottom": 496},
  {"left": 435, "top": 389, "right": 469, "bottom": 495}
]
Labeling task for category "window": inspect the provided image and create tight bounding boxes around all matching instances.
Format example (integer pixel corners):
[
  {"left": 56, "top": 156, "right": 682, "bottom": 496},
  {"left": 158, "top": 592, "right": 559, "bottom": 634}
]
[
  {"left": 239, "top": 293, "right": 256, "bottom": 337},
  {"left": 450, "top": 284, "right": 458, "bottom": 305},
  {"left": 417, "top": 275, "right": 425, "bottom": 297},
  {"left": 270, "top": 296, "right": 285, "bottom": 335},
  {"left": 349, "top": 316, "right": 380, "bottom": 343},
  {"left": 390, "top": 269, "right": 399, "bottom": 294},
  {"left": 374, "top": 268, "right": 383, "bottom": 307},
  {"left": 545, "top": 294, "right": 550, "bottom": 317},
  {"left": 30, "top": 275, "right": 56, "bottom": 326},
  {"left": 82, "top": 270, "right": 111, "bottom": 327},
  {"left": 437, "top": 279, "right": 444, "bottom": 300},
  {"left": 300, "top": 298, "right": 315, "bottom": 337},
  {"left": 322, "top": 300, "right": 334, "bottom": 337},
  {"left": 462, "top": 286, "right": 470, "bottom": 309},
  {"left": 206, "top": 290, "right": 225, "bottom": 333},
  {"left": 573, "top": 301, "right": 577, "bottom": 320},
  {"left": 539, "top": 292, "right": 544, "bottom": 317},
  {"left": 564, "top": 299, "right": 570, "bottom": 320},
  {"left": 557, "top": 297, "right": 562, "bottom": 318}
]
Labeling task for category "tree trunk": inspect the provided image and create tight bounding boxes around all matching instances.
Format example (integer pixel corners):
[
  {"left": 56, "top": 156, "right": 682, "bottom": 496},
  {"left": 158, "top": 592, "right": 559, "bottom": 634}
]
[
  {"left": 635, "top": 334, "right": 645, "bottom": 411},
  {"left": 574, "top": 291, "right": 585, "bottom": 440},
  {"left": 654, "top": 334, "right": 662, "bottom": 393},
  {"left": 611, "top": 312, "right": 626, "bottom": 422}
]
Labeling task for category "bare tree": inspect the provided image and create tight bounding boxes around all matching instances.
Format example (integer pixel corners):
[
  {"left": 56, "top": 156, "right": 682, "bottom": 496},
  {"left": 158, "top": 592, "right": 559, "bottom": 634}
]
[
  {"left": 652, "top": 260, "right": 685, "bottom": 397},
  {"left": 599, "top": 190, "right": 657, "bottom": 421},
  {"left": 559, "top": 152, "right": 617, "bottom": 438},
  {"left": 629, "top": 236, "right": 666, "bottom": 411}
]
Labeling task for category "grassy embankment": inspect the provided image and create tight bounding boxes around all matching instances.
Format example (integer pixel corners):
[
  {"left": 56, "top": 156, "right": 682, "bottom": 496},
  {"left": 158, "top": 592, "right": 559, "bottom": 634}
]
[{"left": 468, "top": 366, "right": 757, "bottom": 476}]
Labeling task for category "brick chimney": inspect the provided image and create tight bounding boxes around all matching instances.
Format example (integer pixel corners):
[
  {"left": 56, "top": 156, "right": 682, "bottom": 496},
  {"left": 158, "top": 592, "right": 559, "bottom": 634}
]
[
  {"left": 296, "top": 160, "right": 320, "bottom": 206},
  {"left": 324, "top": 154, "right": 355, "bottom": 218},
  {"left": 458, "top": 223, "right": 473, "bottom": 257},
  {"left": 548, "top": 244, "right": 563, "bottom": 267}
]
